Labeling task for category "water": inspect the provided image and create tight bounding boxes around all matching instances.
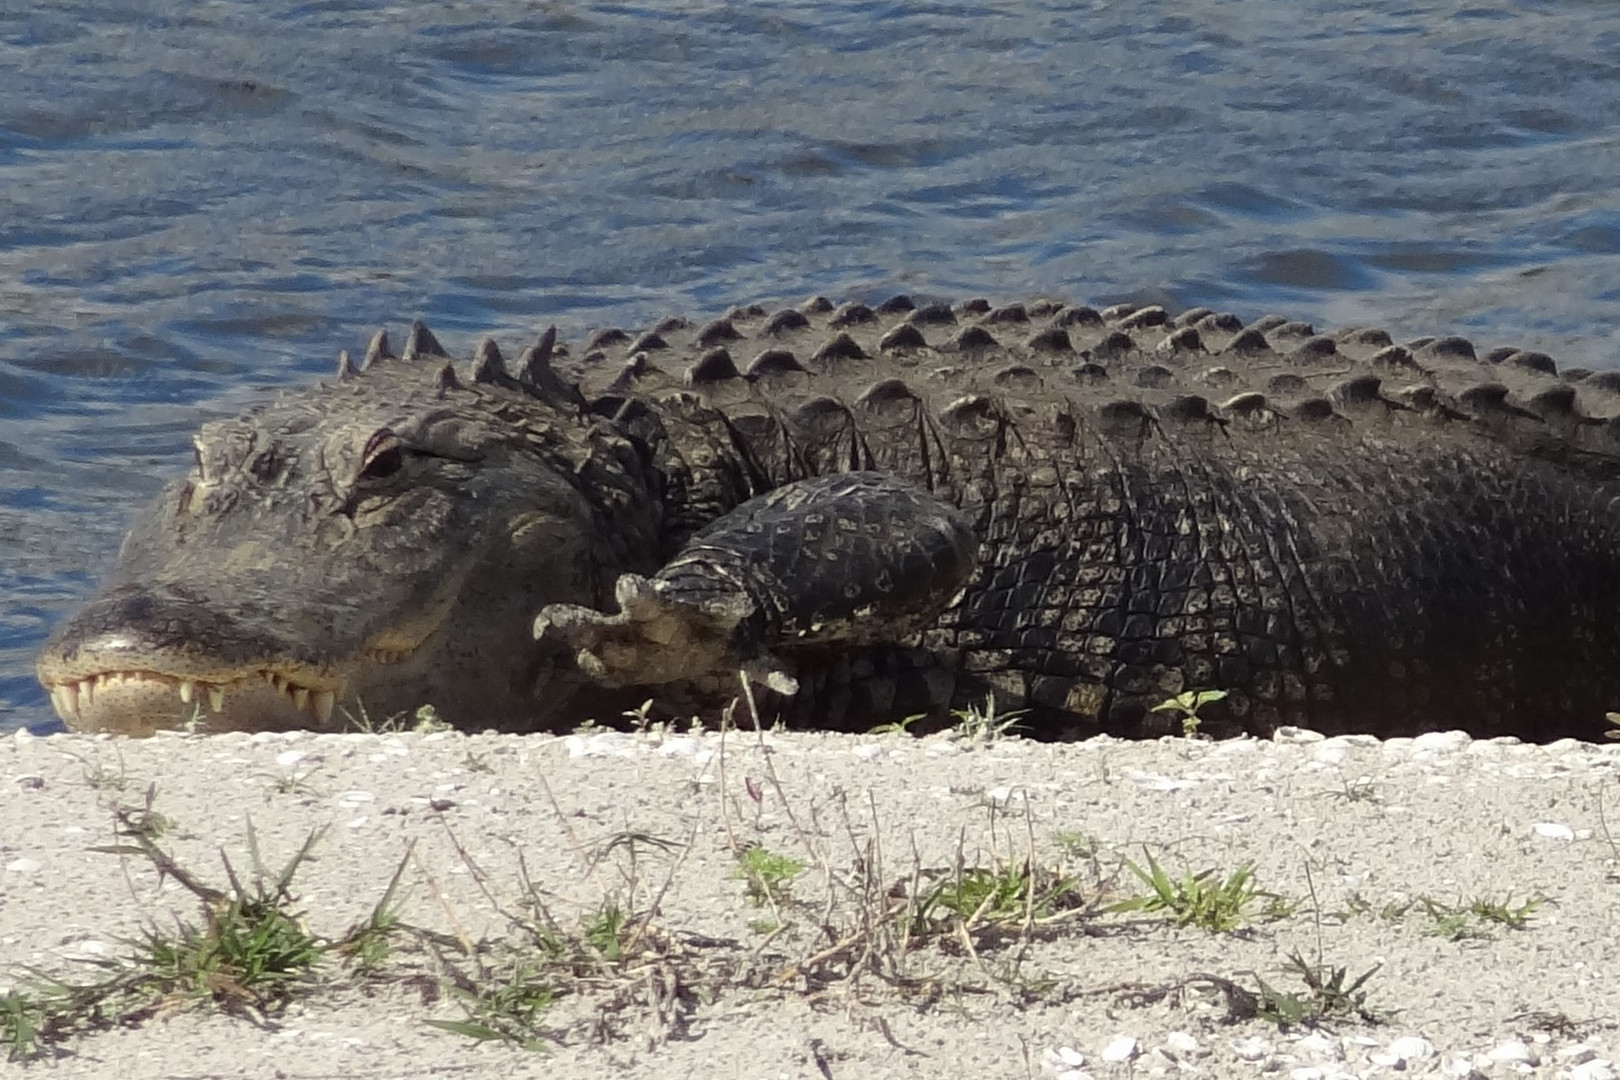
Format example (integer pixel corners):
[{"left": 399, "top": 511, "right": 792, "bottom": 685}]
[{"left": 4, "top": 0, "right": 1619, "bottom": 734}]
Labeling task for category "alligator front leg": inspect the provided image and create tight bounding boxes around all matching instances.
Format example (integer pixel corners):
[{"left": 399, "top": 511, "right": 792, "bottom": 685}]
[{"left": 533, "top": 472, "right": 977, "bottom": 696}]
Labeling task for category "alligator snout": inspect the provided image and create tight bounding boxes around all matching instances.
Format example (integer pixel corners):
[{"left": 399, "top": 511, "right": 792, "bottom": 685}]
[{"left": 37, "top": 583, "right": 347, "bottom": 734}]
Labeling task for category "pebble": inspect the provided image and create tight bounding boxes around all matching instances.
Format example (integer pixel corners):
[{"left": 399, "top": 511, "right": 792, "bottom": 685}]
[
  {"left": 1385, "top": 1035, "right": 1435, "bottom": 1063},
  {"left": 1273, "top": 726, "right": 1325, "bottom": 743},
  {"left": 1489, "top": 1040, "right": 1538, "bottom": 1065},
  {"left": 1533, "top": 822, "right": 1576, "bottom": 841},
  {"left": 1232, "top": 1037, "right": 1273, "bottom": 1061},
  {"left": 1373, "top": 1036, "right": 1438, "bottom": 1068},
  {"left": 1572, "top": 1061, "right": 1617, "bottom": 1080},
  {"left": 1164, "top": 1032, "right": 1202, "bottom": 1056},
  {"left": 1412, "top": 730, "right": 1470, "bottom": 754},
  {"left": 1054, "top": 1046, "right": 1086, "bottom": 1067},
  {"left": 1126, "top": 771, "right": 1197, "bottom": 791},
  {"left": 984, "top": 785, "right": 1024, "bottom": 806},
  {"left": 1293, "top": 1033, "right": 1340, "bottom": 1060},
  {"left": 565, "top": 732, "right": 639, "bottom": 758},
  {"left": 1311, "top": 744, "right": 1347, "bottom": 766},
  {"left": 1101, "top": 1035, "right": 1139, "bottom": 1063},
  {"left": 4, "top": 857, "right": 41, "bottom": 874}
]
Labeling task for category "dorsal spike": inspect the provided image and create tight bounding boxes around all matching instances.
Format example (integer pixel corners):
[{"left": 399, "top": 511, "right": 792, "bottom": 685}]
[
  {"left": 472, "top": 338, "right": 508, "bottom": 383},
  {"left": 517, "top": 327, "right": 559, "bottom": 386},
  {"left": 513, "top": 327, "right": 584, "bottom": 409},
  {"left": 362, "top": 329, "right": 392, "bottom": 370},
  {"left": 337, "top": 349, "right": 357, "bottom": 380},
  {"left": 435, "top": 361, "right": 461, "bottom": 393},
  {"left": 402, "top": 321, "right": 447, "bottom": 362}
]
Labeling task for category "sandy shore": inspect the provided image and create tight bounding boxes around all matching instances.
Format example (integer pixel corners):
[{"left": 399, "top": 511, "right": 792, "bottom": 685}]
[{"left": 3, "top": 724, "right": 1619, "bottom": 1079}]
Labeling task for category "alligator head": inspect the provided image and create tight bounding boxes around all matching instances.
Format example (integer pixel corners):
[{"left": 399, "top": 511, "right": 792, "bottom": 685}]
[{"left": 37, "top": 324, "right": 648, "bottom": 734}]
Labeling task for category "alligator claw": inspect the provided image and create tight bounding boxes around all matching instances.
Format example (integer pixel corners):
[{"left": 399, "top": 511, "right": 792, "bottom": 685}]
[{"left": 534, "top": 573, "right": 798, "bottom": 694}]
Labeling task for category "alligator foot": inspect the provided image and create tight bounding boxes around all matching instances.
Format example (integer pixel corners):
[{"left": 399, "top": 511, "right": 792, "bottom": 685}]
[
  {"left": 535, "top": 573, "right": 800, "bottom": 694},
  {"left": 536, "top": 472, "right": 977, "bottom": 700}
]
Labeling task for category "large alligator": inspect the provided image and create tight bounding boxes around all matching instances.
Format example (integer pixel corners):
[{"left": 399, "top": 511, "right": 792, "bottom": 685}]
[{"left": 36, "top": 296, "right": 1620, "bottom": 741}]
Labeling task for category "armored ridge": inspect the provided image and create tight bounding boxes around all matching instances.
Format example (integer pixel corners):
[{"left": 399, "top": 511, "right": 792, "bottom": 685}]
[{"left": 35, "top": 296, "right": 1620, "bottom": 742}]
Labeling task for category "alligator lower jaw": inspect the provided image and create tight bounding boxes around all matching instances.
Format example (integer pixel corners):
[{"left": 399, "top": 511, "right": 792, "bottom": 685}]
[{"left": 42, "top": 667, "right": 346, "bottom": 735}]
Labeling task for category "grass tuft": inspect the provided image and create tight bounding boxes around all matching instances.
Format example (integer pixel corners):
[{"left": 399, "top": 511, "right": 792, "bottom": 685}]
[
  {"left": 1110, "top": 848, "right": 1296, "bottom": 932},
  {"left": 1150, "top": 689, "right": 1228, "bottom": 737},
  {"left": 732, "top": 845, "right": 806, "bottom": 909},
  {"left": 948, "top": 695, "right": 1026, "bottom": 743}
]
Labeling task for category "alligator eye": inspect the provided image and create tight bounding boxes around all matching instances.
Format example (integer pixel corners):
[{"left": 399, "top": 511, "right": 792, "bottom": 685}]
[{"left": 359, "top": 445, "right": 404, "bottom": 481}]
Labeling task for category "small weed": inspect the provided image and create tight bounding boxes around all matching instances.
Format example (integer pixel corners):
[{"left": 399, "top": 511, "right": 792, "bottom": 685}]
[
  {"left": 1051, "top": 830, "right": 1100, "bottom": 862},
  {"left": 332, "top": 848, "right": 412, "bottom": 976},
  {"left": 269, "top": 768, "right": 320, "bottom": 797},
  {"left": 867, "top": 712, "right": 924, "bottom": 735},
  {"left": 342, "top": 701, "right": 448, "bottom": 734},
  {"left": 130, "top": 821, "right": 327, "bottom": 1014},
  {"left": 111, "top": 785, "right": 174, "bottom": 843},
  {"left": 620, "top": 698, "right": 676, "bottom": 737},
  {"left": 1111, "top": 848, "right": 1295, "bottom": 932},
  {"left": 1419, "top": 895, "right": 1544, "bottom": 940},
  {"left": 63, "top": 749, "right": 127, "bottom": 792},
  {"left": 1151, "top": 689, "right": 1228, "bottom": 738},
  {"left": 1255, "top": 951, "right": 1386, "bottom": 1030},
  {"left": 949, "top": 695, "right": 1026, "bottom": 743},
  {"left": 4, "top": 817, "right": 337, "bottom": 1060},
  {"left": 912, "top": 859, "right": 1088, "bottom": 938},
  {"left": 922, "top": 867, "right": 1039, "bottom": 924},
  {"left": 1337, "top": 894, "right": 1415, "bottom": 922},
  {"left": 1, "top": 989, "right": 45, "bottom": 1063},
  {"left": 428, "top": 958, "right": 555, "bottom": 1051},
  {"left": 428, "top": 892, "right": 655, "bottom": 1051},
  {"left": 582, "top": 901, "right": 630, "bottom": 962},
  {"left": 1326, "top": 777, "right": 1381, "bottom": 803},
  {"left": 411, "top": 704, "right": 451, "bottom": 734},
  {"left": 732, "top": 846, "right": 805, "bottom": 908},
  {"left": 132, "top": 894, "right": 322, "bottom": 1012}
]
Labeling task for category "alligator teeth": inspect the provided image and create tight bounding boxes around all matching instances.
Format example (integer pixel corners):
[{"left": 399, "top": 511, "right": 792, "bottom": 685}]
[
  {"left": 80, "top": 676, "right": 96, "bottom": 708},
  {"left": 292, "top": 687, "right": 309, "bottom": 712},
  {"left": 179, "top": 680, "right": 196, "bottom": 704},
  {"left": 207, "top": 686, "right": 225, "bottom": 713},
  {"left": 311, "top": 690, "right": 335, "bottom": 724},
  {"left": 51, "top": 684, "right": 80, "bottom": 719}
]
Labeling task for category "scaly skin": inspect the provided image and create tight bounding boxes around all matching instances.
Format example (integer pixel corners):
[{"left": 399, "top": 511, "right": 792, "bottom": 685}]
[{"left": 37, "top": 298, "right": 1620, "bottom": 740}]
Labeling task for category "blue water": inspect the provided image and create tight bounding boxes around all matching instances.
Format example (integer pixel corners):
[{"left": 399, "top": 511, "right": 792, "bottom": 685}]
[{"left": 4, "top": 0, "right": 1620, "bottom": 733}]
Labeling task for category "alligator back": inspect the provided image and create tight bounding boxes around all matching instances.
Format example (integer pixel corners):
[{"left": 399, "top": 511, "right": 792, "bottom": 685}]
[{"left": 564, "top": 296, "right": 1620, "bottom": 739}]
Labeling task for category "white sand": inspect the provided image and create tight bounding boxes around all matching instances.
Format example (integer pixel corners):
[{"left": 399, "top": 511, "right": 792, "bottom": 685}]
[{"left": 4, "top": 725, "right": 1619, "bottom": 1079}]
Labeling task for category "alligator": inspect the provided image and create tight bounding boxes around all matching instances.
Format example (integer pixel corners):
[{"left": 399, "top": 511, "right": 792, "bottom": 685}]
[{"left": 35, "top": 296, "right": 1620, "bottom": 741}]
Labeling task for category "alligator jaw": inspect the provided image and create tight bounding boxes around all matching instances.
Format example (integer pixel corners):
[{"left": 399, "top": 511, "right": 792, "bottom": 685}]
[{"left": 40, "top": 664, "right": 347, "bottom": 735}]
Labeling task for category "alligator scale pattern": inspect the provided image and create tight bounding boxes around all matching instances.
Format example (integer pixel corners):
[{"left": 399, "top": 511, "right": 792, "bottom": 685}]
[{"left": 36, "top": 296, "right": 1620, "bottom": 741}]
